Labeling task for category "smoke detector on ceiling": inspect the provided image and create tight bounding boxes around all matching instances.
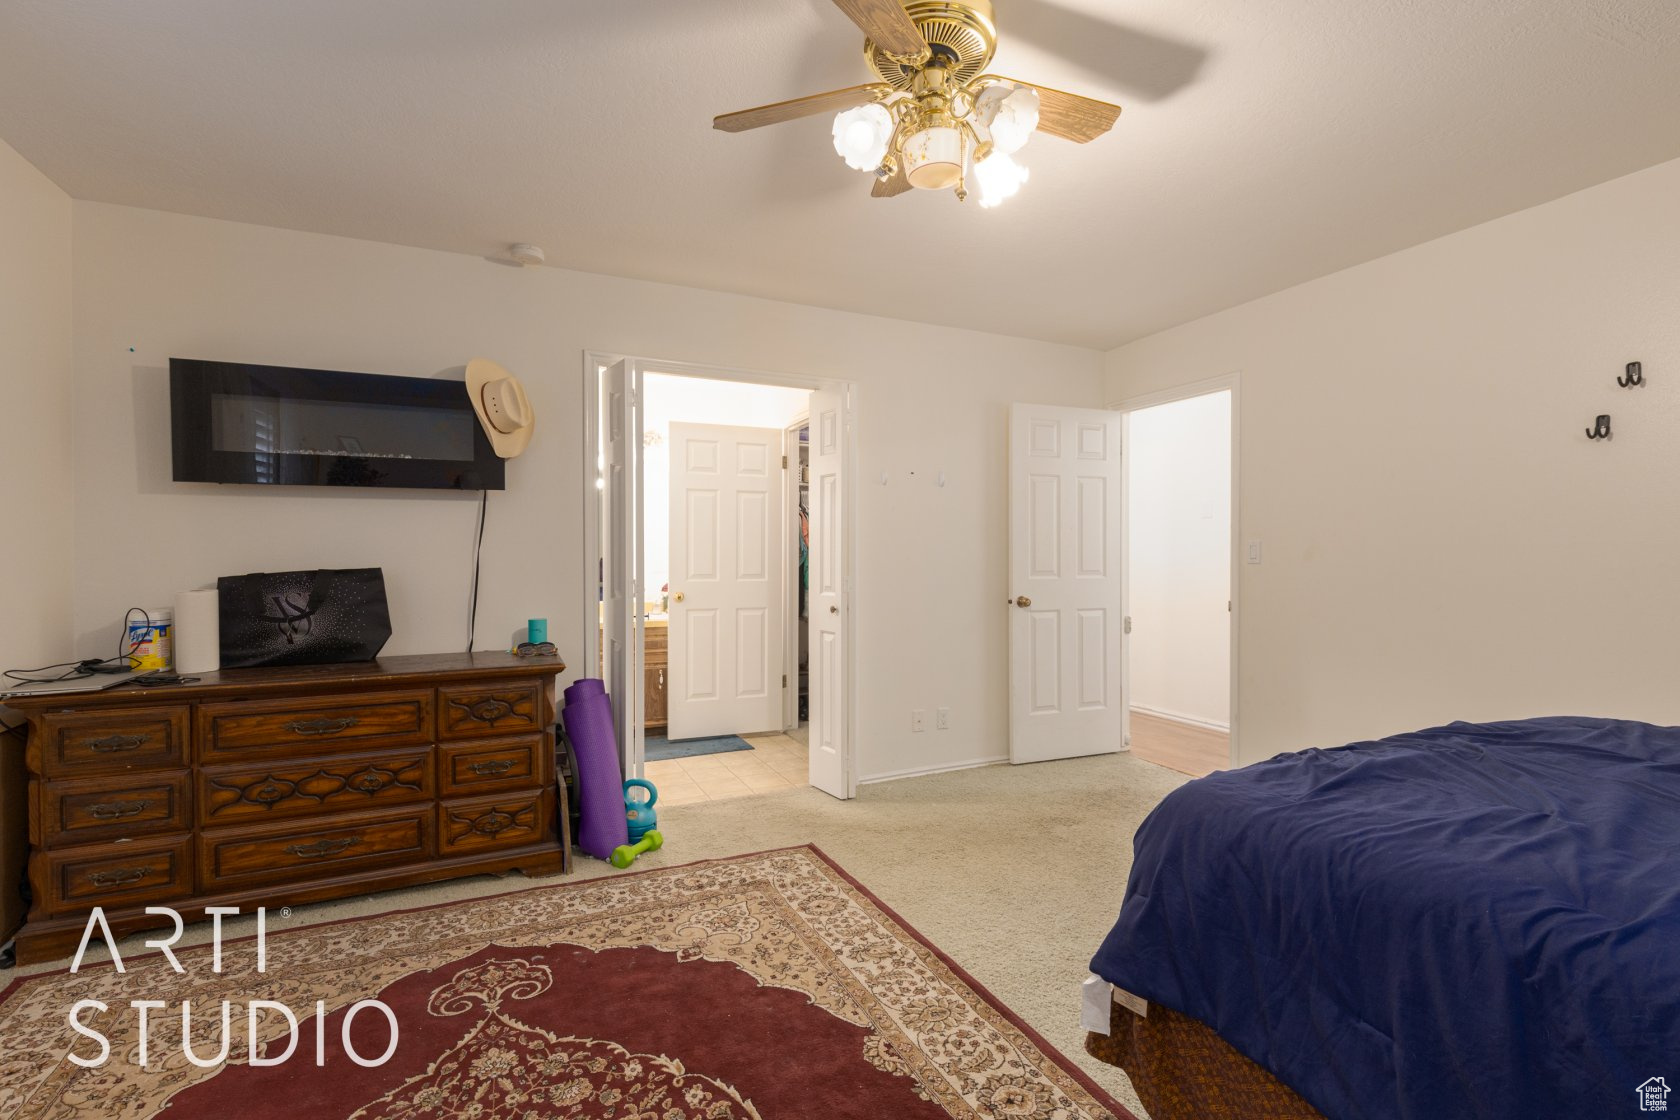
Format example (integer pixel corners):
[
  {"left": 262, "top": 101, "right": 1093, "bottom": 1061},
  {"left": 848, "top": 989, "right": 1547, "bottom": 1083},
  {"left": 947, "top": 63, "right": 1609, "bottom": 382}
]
[{"left": 508, "top": 243, "right": 546, "bottom": 267}]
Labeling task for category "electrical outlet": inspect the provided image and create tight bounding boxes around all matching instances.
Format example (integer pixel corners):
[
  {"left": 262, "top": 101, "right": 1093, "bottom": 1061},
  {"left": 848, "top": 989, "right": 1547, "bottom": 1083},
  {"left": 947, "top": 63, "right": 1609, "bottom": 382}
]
[
  {"left": 911, "top": 709, "right": 927, "bottom": 733},
  {"left": 936, "top": 707, "right": 950, "bottom": 730}
]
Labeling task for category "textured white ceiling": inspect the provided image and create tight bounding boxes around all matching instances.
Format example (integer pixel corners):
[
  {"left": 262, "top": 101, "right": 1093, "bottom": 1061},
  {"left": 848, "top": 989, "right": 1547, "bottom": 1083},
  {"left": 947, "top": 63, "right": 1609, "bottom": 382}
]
[{"left": 2, "top": 0, "right": 1678, "bottom": 349}]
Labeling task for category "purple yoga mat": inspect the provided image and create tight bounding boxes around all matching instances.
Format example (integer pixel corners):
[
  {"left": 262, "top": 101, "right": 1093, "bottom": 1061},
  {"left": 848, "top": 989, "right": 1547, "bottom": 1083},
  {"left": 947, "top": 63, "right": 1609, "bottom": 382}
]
[
  {"left": 564, "top": 677, "right": 604, "bottom": 707},
  {"left": 561, "top": 682, "right": 629, "bottom": 860}
]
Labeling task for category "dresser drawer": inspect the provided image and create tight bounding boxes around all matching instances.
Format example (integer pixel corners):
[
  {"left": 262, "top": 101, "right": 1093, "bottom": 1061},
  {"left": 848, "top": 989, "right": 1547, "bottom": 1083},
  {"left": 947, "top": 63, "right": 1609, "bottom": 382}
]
[
  {"left": 644, "top": 624, "right": 668, "bottom": 657},
  {"left": 438, "top": 681, "right": 544, "bottom": 740},
  {"left": 199, "top": 808, "right": 431, "bottom": 889},
  {"left": 39, "top": 772, "right": 191, "bottom": 847},
  {"left": 37, "top": 707, "right": 189, "bottom": 777},
  {"left": 200, "top": 749, "right": 433, "bottom": 826},
  {"left": 198, "top": 690, "right": 434, "bottom": 761},
  {"left": 438, "top": 790, "right": 550, "bottom": 856},
  {"left": 438, "top": 736, "right": 544, "bottom": 796},
  {"left": 38, "top": 837, "right": 192, "bottom": 914}
]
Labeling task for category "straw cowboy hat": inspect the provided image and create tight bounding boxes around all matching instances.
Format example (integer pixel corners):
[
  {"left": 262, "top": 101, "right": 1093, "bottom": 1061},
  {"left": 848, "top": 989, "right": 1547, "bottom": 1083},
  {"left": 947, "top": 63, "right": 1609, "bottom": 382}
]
[{"left": 466, "top": 358, "right": 535, "bottom": 459}]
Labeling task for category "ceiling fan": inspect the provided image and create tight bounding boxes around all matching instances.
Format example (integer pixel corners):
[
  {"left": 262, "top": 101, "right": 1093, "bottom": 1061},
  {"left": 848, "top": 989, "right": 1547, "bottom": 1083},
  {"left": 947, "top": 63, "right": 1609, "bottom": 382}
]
[{"left": 714, "top": 0, "right": 1122, "bottom": 208}]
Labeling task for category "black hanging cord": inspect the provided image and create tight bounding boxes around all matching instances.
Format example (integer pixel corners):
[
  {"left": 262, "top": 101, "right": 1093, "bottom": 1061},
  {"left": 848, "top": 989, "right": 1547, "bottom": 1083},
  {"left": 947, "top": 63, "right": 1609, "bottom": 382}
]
[
  {"left": 3, "top": 608, "right": 150, "bottom": 684},
  {"left": 467, "top": 490, "right": 489, "bottom": 652}
]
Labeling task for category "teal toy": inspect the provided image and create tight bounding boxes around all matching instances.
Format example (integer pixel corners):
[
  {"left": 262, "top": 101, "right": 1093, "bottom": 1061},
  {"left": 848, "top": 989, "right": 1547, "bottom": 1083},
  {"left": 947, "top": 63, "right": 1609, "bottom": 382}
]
[
  {"left": 610, "top": 829, "right": 663, "bottom": 869},
  {"left": 623, "top": 778, "right": 659, "bottom": 843}
]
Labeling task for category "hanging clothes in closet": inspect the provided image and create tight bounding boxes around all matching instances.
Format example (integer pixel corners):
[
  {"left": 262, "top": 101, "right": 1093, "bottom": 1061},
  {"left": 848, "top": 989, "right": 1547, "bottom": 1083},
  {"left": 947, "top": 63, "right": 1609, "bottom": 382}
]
[{"left": 798, "top": 503, "right": 809, "bottom": 617}]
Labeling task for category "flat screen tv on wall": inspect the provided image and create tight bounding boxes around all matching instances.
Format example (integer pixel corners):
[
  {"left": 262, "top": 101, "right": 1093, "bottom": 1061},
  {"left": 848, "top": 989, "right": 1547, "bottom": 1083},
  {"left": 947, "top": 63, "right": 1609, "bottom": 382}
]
[{"left": 170, "top": 359, "right": 505, "bottom": 490}]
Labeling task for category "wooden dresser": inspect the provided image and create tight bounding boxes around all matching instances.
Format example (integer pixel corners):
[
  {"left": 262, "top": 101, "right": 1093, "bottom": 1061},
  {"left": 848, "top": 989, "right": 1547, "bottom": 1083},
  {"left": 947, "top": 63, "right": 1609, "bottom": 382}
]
[
  {"left": 643, "top": 619, "right": 668, "bottom": 734},
  {"left": 2, "top": 653, "right": 569, "bottom": 965}
]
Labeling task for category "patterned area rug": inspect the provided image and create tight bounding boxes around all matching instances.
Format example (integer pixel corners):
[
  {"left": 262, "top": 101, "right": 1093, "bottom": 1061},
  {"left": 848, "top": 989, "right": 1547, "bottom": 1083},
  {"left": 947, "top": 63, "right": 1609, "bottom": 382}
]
[{"left": 0, "top": 846, "right": 1132, "bottom": 1119}]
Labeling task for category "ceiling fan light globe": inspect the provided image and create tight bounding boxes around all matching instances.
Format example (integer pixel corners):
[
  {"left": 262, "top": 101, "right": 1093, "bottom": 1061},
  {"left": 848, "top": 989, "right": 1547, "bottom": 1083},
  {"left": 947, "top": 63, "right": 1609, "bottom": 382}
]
[
  {"left": 988, "top": 86, "right": 1040, "bottom": 155},
  {"left": 902, "top": 126, "right": 966, "bottom": 190},
  {"left": 974, "top": 150, "right": 1028, "bottom": 208},
  {"left": 832, "top": 104, "right": 894, "bottom": 171}
]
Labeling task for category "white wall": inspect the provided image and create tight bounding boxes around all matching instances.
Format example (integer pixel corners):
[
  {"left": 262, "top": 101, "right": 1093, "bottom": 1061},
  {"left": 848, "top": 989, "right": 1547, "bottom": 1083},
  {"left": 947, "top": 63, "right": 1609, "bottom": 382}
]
[
  {"left": 641, "top": 372, "right": 810, "bottom": 602},
  {"left": 1106, "top": 156, "right": 1680, "bottom": 765},
  {"left": 70, "top": 202, "right": 1103, "bottom": 782},
  {"left": 0, "top": 137, "right": 74, "bottom": 938},
  {"left": 0, "top": 139, "right": 73, "bottom": 670},
  {"left": 1126, "top": 391, "right": 1231, "bottom": 728}
]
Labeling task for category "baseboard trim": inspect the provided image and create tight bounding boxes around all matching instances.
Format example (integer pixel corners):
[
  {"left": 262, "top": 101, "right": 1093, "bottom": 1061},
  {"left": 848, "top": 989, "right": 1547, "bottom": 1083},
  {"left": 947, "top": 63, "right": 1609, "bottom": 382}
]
[
  {"left": 1129, "top": 705, "right": 1230, "bottom": 734},
  {"left": 859, "top": 754, "right": 1010, "bottom": 786}
]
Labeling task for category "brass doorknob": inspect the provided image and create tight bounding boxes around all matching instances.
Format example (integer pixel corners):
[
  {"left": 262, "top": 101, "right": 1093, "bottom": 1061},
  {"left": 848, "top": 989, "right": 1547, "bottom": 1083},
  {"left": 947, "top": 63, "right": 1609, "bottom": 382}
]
[
  {"left": 1014, "top": 596, "right": 1032, "bottom": 608},
  {"left": 829, "top": 605, "right": 839, "bottom": 614},
  {"left": 673, "top": 592, "right": 685, "bottom": 603}
]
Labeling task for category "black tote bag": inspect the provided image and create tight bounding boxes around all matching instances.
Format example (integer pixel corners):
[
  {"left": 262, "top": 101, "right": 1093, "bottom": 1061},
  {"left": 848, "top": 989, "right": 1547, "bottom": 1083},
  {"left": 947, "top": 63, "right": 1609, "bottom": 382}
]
[{"left": 217, "top": 568, "right": 392, "bottom": 669}]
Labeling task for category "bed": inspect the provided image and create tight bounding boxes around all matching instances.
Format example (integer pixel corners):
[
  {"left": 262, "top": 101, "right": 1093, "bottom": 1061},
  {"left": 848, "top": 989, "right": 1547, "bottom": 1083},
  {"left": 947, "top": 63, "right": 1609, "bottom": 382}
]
[{"left": 1085, "top": 716, "right": 1680, "bottom": 1120}]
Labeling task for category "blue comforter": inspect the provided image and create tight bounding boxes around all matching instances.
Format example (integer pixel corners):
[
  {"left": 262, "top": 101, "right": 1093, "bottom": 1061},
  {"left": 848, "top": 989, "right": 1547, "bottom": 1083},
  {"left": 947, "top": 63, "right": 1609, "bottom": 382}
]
[{"left": 1089, "top": 717, "right": 1680, "bottom": 1120}]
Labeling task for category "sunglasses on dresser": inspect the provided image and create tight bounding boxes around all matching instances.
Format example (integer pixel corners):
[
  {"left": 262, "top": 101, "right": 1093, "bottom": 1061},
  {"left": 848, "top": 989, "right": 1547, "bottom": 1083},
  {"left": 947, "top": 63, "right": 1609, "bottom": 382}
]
[{"left": 514, "top": 642, "right": 559, "bottom": 658}]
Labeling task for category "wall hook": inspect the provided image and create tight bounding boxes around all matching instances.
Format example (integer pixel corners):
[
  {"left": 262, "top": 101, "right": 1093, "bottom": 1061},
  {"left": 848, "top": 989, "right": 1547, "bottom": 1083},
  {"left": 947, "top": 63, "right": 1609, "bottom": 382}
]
[
  {"left": 1586, "top": 414, "right": 1612, "bottom": 440},
  {"left": 1618, "top": 361, "right": 1644, "bottom": 388}
]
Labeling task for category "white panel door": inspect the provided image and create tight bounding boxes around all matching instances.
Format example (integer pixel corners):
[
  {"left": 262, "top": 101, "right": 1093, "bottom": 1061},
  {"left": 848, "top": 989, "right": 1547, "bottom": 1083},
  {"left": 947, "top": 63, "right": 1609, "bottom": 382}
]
[
  {"left": 667, "top": 422, "right": 785, "bottom": 740},
  {"left": 604, "top": 359, "right": 644, "bottom": 775},
  {"left": 1008, "top": 404, "right": 1124, "bottom": 764},
  {"left": 806, "top": 389, "right": 848, "bottom": 798}
]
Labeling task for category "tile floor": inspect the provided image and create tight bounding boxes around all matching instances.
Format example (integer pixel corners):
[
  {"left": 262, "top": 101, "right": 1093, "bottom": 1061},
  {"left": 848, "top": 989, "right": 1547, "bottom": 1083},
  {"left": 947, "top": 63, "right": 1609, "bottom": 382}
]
[{"left": 644, "top": 724, "right": 809, "bottom": 805}]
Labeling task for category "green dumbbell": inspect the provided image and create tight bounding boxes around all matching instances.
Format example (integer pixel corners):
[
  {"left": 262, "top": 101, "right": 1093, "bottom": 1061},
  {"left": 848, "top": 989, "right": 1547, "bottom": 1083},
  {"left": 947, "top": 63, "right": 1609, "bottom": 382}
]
[{"left": 610, "top": 829, "right": 664, "bottom": 869}]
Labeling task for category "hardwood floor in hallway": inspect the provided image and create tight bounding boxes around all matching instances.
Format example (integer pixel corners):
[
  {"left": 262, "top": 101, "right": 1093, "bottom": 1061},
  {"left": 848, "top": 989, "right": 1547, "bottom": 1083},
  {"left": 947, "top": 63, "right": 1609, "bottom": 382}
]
[{"left": 1129, "top": 710, "right": 1229, "bottom": 778}]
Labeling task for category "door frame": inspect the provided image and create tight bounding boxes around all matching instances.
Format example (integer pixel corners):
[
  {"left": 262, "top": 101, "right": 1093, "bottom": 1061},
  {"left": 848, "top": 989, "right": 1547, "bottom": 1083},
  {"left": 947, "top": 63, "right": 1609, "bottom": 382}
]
[
  {"left": 782, "top": 413, "right": 809, "bottom": 733},
  {"left": 581, "top": 352, "right": 861, "bottom": 797},
  {"left": 1109, "top": 372, "right": 1242, "bottom": 770}
]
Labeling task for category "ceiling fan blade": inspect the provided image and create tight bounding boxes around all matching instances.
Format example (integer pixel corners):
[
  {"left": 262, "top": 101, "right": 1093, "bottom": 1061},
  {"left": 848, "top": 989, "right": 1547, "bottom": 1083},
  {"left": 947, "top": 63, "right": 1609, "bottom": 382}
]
[
  {"left": 871, "top": 163, "right": 912, "bottom": 198},
  {"left": 830, "top": 0, "right": 929, "bottom": 59},
  {"left": 713, "top": 84, "right": 891, "bottom": 133},
  {"left": 982, "top": 76, "right": 1121, "bottom": 143}
]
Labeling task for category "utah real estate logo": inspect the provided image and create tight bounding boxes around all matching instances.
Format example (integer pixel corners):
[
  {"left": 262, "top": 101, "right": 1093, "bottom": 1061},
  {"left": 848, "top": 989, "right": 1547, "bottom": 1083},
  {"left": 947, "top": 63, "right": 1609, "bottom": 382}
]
[{"left": 1639, "top": 1077, "right": 1671, "bottom": 1112}]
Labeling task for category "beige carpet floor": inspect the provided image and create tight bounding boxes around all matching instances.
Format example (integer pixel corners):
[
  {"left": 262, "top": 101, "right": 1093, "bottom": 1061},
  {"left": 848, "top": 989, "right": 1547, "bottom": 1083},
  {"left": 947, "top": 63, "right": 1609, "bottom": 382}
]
[{"left": 13, "top": 750, "right": 1187, "bottom": 1119}]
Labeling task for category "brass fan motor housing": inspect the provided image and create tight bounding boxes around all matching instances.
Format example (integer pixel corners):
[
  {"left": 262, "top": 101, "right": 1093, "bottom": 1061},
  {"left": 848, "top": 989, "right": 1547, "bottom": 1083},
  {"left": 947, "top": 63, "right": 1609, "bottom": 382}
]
[{"left": 865, "top": 0, "right": 998, "bottom": 89}]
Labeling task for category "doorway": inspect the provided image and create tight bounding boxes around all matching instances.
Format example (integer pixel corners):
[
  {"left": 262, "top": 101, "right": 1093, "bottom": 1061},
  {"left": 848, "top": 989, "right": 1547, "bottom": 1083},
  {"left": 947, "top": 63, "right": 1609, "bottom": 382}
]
[
  {"left": 583, "top": 354, "right": 858, "bottom": 801},
  {"left": 645, "top": 375, "right": 807, "bottom": 802},
  {"left": 1117, "top": 377, "right": 1239, "bottom": 775}
]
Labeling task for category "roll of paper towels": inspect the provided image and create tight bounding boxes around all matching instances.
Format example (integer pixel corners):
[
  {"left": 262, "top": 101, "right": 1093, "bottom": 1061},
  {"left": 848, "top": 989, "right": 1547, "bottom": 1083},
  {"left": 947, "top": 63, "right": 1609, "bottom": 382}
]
[{"left": 173, "top": 588, "right": 220, "bottom": 674}]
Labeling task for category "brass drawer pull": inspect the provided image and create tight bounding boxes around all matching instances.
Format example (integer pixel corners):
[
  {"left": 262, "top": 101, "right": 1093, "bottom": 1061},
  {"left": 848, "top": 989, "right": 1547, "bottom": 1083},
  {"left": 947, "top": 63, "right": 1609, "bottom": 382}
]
[
  {"left": 469, "top": 759, "right": 515, "bottom": 777},
  {"left": 88, "top": 866, "right": 151, "bottom": 889},
  {"left": 458, "top": 699, "right": 513, "bottom": 724},
  {"left": 474, "top": 811, "right": 515, "bottom": 835},
  {"left": 88, "top": 800, "right": 150, "bottom": 821},
  {"left": 88, "top": 734, "right": 147, "bottom": 753},
  {"left": 284, "top": 836, "right": 363, "bottom": 860},
  {"left": 284, "top": 717, "right": 359, "bottom": 737}
]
